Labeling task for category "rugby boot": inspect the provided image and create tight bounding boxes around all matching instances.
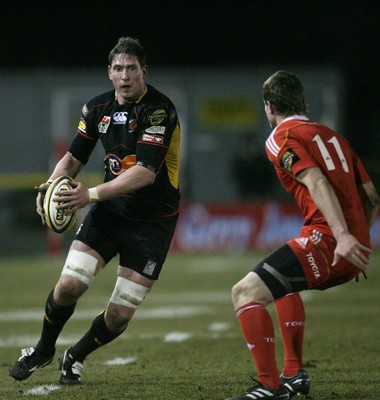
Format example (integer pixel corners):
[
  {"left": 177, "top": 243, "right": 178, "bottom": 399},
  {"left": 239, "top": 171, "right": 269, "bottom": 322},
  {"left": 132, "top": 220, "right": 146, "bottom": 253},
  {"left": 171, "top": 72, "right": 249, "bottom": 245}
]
[
  {"left": 59, "top": 347, "right": 84, "bottom": 385},
  {"left": 280, "top": 369, "right": 310, "bottom": 397},
  {"left": 226, "top": 380, "right": 289, "bottom": 399},
  {"left": 9, "top": 347, "right": 55, "bottom": 381}
]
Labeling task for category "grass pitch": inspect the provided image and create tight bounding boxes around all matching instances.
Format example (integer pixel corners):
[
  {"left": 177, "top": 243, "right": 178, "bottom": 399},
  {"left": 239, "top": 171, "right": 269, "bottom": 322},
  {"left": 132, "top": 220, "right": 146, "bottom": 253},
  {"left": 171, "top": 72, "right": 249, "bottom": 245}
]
[{"left": 0, "top": 251, "right": 379, "bottom": 399}]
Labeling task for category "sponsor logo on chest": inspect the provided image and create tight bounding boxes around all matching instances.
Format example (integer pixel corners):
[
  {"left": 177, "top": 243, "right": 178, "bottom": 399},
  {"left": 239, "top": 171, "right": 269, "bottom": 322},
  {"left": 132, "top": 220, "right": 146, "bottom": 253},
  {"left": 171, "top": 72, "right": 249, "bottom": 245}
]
[
  {"left": 145, "top": 125, "right": 166, "bottom": 135},
  {"left": 113, "top": 111, "right": 128, "bottom": 125},
  {"left": 142, "top": 134, "right": 164, "bottom": 144}
]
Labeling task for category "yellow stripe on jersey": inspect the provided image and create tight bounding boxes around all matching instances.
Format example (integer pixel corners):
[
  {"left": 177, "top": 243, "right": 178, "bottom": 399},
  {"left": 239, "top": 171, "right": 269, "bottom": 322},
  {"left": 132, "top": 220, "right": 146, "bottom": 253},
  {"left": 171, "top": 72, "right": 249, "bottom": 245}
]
[{"left": 165, "top": 122, "right": 180, "bottom": 189}]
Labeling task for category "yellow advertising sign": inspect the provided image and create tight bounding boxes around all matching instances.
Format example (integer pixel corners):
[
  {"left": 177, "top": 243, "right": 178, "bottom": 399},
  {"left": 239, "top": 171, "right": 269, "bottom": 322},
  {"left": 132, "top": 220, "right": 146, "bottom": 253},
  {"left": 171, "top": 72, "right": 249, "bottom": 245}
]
[{"left": 198, "top": 96, "right": 259, "bottom": 129}]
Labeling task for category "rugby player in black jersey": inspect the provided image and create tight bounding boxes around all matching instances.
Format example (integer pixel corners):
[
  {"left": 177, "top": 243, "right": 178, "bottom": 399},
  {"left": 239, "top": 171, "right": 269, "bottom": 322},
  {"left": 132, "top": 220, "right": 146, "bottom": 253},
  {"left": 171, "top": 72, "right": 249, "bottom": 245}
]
[{"left": 9, "top": 37, "right": 181, "bottom": 385}]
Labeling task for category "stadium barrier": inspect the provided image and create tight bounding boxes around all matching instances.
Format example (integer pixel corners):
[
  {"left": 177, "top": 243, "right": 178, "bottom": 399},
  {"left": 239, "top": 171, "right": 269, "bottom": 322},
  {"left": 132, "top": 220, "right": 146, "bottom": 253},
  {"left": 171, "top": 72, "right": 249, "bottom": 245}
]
[
  {"left": 2, "top": 182, "right": 380, "bottom": 255},
  {"left": 171, "top": 202, "right": 380, "bottom": 252}
]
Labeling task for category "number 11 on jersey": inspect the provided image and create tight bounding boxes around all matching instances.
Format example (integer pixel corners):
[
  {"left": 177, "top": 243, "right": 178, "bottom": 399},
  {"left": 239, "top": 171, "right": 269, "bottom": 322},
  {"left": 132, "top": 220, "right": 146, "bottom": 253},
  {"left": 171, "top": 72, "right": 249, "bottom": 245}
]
[{"left": 312, "top": 134, "right": 349, "bottom": 173}]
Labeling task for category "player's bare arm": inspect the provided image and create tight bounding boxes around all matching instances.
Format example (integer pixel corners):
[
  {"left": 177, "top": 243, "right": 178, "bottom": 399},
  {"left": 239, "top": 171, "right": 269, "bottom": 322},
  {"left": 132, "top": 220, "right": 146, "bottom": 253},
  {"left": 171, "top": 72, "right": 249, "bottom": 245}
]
[
  {"left": 48, "top": 153, "right": 84, "bottom": 182},
  {"left": 358, "top": 180, "right": 380, "bottom": 228},
  {"left": 95, "top": 164, "right": 156, "bottom": 200},
  {"left": 296, "top": 166, "right": 372, "bottom": 270},
  {"left": 55, "top": 164, "right": 156, "bottom": 213}
]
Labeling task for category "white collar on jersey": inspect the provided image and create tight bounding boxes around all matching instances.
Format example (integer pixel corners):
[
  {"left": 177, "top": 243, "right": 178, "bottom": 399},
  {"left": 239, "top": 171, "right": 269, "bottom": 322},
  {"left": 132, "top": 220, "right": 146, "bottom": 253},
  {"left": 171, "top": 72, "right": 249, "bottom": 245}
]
[
  {"left": 270, "top": 115, "right": 309, "bottom": 136},
  {"left": 282, "top": 115, "right": 309, "bottom": 123}
]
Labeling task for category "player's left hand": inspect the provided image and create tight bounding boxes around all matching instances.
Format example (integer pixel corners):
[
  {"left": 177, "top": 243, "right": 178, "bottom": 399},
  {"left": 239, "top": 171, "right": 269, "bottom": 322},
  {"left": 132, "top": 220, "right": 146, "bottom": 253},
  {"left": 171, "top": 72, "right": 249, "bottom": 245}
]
[
  {"left": 54, "top": 181, "right": 90, "bottom": 214},
  {"left": 332, "top": 232, "right": 372, "bottom": 272},
  {"left": 35, "top": 181, "right": 52, "bottom": 225}
]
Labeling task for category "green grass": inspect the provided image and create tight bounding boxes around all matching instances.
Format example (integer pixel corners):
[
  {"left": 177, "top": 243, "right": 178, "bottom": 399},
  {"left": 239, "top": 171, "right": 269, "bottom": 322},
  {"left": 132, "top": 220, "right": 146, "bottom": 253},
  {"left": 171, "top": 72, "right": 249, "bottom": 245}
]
[{"left": 0, "top": 251, "right": 379, "bottom": 399}]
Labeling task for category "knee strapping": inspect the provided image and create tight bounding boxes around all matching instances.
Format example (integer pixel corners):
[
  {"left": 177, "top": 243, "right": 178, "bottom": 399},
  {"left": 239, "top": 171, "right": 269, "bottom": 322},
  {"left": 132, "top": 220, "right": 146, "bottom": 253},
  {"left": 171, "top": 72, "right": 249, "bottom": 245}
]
[
  {"left": 61, "top": 249, "right": 98, "bottom": 286},
  {"left": 110, "top": 277, "right": 150, "bottom": 309}
]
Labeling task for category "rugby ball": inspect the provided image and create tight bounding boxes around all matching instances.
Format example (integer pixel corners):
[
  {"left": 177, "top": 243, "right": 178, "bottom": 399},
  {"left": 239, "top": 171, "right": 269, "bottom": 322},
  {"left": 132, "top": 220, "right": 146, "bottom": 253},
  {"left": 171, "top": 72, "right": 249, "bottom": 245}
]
[{"left": 43, "top": 176, "right": 78, "bottom": 234}]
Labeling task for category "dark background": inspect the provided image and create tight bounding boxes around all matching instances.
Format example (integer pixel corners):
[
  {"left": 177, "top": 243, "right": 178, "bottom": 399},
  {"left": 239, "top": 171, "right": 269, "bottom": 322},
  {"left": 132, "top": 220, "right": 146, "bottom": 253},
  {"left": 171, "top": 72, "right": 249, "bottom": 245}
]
[{"left": 1, "top": 0, "right": 379, "bottom": 166}]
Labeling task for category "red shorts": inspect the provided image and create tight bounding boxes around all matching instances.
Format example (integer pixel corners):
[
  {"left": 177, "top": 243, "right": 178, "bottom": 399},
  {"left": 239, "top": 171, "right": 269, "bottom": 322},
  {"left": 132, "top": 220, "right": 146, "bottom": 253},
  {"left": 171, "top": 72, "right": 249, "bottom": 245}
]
[{"left": 288, "top": 227, "right": 361, "bottom": 290}]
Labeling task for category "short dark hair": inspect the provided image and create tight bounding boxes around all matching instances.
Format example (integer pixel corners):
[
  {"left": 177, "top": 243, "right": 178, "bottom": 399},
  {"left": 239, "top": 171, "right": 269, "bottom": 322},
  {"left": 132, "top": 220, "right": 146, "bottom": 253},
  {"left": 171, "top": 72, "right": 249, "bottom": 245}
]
[
  {"left": 108, "top": 37, "right": 147, "bottom": 67},
  {"left": 262, "top": 70, "right": 308, "bottom": 116}
]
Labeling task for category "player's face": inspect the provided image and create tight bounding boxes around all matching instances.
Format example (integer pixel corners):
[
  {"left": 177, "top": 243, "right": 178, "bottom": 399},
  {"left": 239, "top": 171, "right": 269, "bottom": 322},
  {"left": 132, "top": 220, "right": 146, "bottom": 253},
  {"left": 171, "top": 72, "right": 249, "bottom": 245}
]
[
  {"left": 264, "top": 101, "right": 277, "bottom": 129},
  {"left": 108, "top": 53, "right": 148, "bottom": 104}
]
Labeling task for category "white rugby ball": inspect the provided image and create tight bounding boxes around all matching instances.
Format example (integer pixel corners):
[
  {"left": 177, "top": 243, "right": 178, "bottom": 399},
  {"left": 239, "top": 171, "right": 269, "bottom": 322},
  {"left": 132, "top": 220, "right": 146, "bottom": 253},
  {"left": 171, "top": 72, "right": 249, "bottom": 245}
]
[{"left": 43, "top": 176, "right": 77, "bottom": 234}]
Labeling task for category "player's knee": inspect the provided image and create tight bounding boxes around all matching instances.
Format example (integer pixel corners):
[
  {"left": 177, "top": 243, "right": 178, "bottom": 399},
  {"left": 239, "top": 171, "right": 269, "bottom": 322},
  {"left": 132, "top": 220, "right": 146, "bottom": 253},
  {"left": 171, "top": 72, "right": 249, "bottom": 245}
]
[
  {"left": 61, "top": 249, "right": 98, "bottom": 287},
  {"left": 105, "top": 305, "right": 131, "bottom": 333},
  {"left": 232, "top": 280, "right": 248, "bottom": 305},
  {"left": 232, "top": 274, "right": 273, "bottom": 307},
  {"left": 55, "top": 275, "right": 86, "bottom": 304}
]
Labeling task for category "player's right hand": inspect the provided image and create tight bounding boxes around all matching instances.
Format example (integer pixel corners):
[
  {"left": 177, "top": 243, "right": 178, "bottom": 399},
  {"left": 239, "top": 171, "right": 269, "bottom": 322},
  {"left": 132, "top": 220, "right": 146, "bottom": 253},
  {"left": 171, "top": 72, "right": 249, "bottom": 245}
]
[
  {"left": 35, "top": 181, "right": 51, "bottom": 225},
  {"left": 332, "top": 232, "right": 372, "bottom": 271}
]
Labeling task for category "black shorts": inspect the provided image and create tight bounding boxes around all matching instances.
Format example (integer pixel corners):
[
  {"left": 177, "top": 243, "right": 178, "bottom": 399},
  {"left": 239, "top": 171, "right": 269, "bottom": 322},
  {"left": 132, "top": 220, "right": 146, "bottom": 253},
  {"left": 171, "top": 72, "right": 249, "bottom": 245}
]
[
  {"left": 253, "top": 244, "right": 308, "bottom": 299},
  {"left": 75, "top": 203, "right": 178, "bottom": 280}
]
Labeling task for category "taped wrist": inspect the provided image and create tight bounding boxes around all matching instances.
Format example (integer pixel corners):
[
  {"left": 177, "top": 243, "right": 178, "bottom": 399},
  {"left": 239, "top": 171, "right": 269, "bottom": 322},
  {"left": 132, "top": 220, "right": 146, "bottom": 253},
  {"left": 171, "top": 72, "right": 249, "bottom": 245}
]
[{"left": 88, "top": 187, "right": 99, "bottom": 202}]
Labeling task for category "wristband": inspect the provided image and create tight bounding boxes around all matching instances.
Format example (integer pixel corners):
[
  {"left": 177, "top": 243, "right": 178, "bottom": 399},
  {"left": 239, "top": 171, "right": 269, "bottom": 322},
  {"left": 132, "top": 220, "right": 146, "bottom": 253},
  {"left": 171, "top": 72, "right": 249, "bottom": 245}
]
[{"left": 88, "top": 187, "right": 100, "bottom": 202}]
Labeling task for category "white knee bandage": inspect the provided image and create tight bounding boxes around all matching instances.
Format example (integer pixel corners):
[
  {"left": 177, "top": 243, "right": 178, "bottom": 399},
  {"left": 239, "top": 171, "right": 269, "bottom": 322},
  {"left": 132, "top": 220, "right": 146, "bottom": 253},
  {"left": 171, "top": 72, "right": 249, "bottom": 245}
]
[
  {"left": 61, "top": 249, "right": 98, "bottom": 286},
  {"left": 110, "top": 277, "right": 150, "bottom": 309}
]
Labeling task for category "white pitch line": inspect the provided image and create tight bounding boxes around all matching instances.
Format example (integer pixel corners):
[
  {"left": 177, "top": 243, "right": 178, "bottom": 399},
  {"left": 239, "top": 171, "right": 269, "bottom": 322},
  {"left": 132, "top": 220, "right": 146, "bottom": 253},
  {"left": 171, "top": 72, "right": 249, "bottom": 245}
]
[
  {"left": 0, "top": 305, "right": 212, "bottom": 322},
  {"left": 163, "top": 331, "right": 192, "bottom": 342},
  {"left": 23, "top": 385, "right": 60, "bottom": 396},
  {"left": 0, "top": 329, "right": 241, "bottom": 348},
  {"left": 208, "top": 322, "right": 230, "bottom": 332},
  {"left": 104, "top": 356, "right": 137, "bottom": 366}
]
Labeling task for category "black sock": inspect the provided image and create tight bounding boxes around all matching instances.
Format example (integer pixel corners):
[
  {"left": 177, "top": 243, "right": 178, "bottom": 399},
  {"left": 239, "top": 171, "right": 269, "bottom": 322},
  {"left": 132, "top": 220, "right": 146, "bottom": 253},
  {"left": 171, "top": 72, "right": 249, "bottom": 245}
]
[
  {"left": 35, "top": 289, "right": 76, "bottom": 356},
  {"left": 69, "top": 311, "right": 125, "bottom": 362}
]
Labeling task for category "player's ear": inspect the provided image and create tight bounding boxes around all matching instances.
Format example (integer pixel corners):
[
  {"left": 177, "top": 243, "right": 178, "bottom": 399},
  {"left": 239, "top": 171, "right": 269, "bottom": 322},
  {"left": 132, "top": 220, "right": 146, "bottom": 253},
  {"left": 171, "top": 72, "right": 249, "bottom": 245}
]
[
  {"left": 267, "top": 101, "right": 275, "bottom": 114},
  {"left": 264, "top": 100, "right": 275, "bottom": 114},
  {"left": 142, "top": 64, "right": 148, "bottom": 79}
]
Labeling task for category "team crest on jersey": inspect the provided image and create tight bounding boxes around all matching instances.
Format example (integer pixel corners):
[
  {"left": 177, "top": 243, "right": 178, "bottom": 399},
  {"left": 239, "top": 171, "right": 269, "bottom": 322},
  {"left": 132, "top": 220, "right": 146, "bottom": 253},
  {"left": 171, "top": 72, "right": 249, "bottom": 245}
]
[
  {"left": 98, "top": 116, "right": 111, "bottom": 133},
  {"left": 107, "top": 154, "right": 136, "bottom": 175},
  {"left": 129, "top": 119, "right": 137, "bottom": 133},
  {"left": 148, "top": 109, "right": 167, "bottom": 125},
  {"left": 281, "top": 149, "right": 299, "bottom": 173}
]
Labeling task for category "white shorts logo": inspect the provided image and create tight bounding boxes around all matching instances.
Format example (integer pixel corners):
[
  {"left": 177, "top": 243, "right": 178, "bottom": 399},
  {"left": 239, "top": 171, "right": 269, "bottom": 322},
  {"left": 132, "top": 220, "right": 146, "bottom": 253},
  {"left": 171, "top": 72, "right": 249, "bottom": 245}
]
[
  {"left": 311, "top": 229, "right": 323, "bottom": 244},
  {"left": 295, "top": 237, "right": 309, "bottom": 249},
  {"left": 143, "top": 260, "right": 157, "bottom": 276}
]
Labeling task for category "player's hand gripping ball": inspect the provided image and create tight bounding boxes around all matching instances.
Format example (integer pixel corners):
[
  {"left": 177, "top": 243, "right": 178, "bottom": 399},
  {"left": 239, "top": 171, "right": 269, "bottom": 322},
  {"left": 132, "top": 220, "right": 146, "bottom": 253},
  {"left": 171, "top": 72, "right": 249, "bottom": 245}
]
[{"left": 43, "top": 176, "right": 78, "bottom": 233}]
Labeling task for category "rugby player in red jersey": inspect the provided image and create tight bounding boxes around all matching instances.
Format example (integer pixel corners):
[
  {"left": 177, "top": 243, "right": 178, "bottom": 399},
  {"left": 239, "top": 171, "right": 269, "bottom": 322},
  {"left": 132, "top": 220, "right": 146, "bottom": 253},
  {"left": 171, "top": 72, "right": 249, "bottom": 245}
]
[{"left": 226, "top": 71, "right": 379, "bottom": 400}]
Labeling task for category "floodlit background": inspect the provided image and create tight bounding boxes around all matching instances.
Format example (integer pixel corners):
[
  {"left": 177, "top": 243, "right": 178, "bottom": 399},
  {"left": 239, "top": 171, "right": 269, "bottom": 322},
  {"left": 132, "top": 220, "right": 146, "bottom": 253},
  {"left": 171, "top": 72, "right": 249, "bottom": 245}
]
[{"left": 1, "top": 1, "right": 379, "bottom": 256}]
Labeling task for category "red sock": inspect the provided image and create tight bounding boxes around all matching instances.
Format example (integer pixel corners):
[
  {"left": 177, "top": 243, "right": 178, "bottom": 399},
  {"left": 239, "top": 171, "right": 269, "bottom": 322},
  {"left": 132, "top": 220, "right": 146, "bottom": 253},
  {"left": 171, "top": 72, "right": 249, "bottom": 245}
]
[
  {"left": 236, "top": 301, "right": 281, "bottom": 390},
  {"left": 275, "top": 293, "right": 305, "bottom": 377}
]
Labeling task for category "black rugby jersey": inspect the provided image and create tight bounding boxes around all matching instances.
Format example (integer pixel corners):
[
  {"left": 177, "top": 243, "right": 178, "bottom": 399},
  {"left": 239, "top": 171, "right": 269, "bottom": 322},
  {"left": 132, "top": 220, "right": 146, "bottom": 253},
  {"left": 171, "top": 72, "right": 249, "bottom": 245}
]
[{"left": 69, "top": 84, "right": 180, "bottom": 221}]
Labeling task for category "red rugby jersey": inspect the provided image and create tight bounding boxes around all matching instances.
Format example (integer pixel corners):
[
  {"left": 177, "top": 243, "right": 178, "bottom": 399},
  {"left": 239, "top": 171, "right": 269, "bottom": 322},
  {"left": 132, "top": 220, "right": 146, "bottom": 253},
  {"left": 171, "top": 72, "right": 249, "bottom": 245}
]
[{"left": 265, "top": 116, "right": 370, "bottom": 242}]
